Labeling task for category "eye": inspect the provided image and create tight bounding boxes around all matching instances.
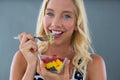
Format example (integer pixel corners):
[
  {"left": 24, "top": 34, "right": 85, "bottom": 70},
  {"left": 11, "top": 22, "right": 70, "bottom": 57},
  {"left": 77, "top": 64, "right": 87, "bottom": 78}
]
[
  {"left": 46, "top": 12, "right": 54, "bottom": 17},
  {"left": 63, "top": 14, "right": 71, "bottom": 19}
]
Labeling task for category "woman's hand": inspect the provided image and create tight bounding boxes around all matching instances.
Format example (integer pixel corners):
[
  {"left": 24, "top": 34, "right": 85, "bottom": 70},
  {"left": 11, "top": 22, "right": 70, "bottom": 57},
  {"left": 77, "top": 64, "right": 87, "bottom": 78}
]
[
  {"left": 18, "top": 32, "right": 38, "bottom": 66},
  {"left": 37, "top": 59, "right": 70, "bottom": 80}
]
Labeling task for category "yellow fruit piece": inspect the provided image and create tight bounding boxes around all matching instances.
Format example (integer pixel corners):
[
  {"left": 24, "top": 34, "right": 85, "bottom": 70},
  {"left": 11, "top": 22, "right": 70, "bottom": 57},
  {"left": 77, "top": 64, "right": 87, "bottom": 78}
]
[
  {"left": 45, "top": 62, "right": 53, "bottom": 69},
  {"left": 45, "top": 59, "right": 63, "bottom": 72},
  {"left": 56, "top": 59, "right": 63, "bottom": 66},
  {"left": 45, "top": 61, "right": 58, "bottom": 69},
  {"left": 52, "top": 61, "right": 58, "bottom": 68},
  {"left": 56, "top": 65, "right": 61, "bottom": 71}
]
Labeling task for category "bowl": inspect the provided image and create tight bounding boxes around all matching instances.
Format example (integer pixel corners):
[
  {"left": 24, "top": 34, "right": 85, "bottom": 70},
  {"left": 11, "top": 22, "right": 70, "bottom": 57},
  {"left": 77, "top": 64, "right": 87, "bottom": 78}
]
[{"left": 40, "top": 55, "right": 67, "bottom": 73}]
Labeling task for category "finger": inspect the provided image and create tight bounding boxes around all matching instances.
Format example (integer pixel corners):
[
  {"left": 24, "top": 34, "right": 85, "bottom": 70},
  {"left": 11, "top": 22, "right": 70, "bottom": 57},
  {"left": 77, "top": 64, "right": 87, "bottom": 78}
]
[
  {"left": 40, "top": 60, "right": 46, "bottom": 71},
  {"left": 19, "top": 32, "right": 34, "bottom": 45},
  {"left": 20, "top": 34, "right": 28, "bottom": 45},
  {"left": 22, "top": 35, "right": 34, "bottom": 44},
  {"left": 25, "top": 40, "right": 38, "bottom": 52},
  {"left": 20, "top": 40, "right": 38, "bottom": 53},
  {"left": 64, "top": 59, "right": 70, "bottom": 79},
  {"left": 28, "top": 40, "right": 38, "bottom": 52},
  {"left": 27, "top": 34, "right": 35, "bottom": 41},
  {"left": 39, "top": 60, "right": 48, "bottom": 76},
  {"left": 37, "top": 58, "right": 41, "bottom": 74},
  {"left": 18, "top": 32, "right": 28, "bottom": 41}
]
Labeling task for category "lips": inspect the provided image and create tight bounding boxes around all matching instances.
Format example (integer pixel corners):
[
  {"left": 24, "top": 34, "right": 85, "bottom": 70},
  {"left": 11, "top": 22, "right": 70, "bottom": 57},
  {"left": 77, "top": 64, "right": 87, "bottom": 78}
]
[{"left": 50, "top": 30, "right": 64, "bottom": 38}]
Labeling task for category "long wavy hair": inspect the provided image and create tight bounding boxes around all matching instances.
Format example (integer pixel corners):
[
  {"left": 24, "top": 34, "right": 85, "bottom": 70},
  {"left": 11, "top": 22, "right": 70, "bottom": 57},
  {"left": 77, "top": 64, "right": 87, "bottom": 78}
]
[{"left": 36, "top": 0, "right": 93, "bottom": 79}]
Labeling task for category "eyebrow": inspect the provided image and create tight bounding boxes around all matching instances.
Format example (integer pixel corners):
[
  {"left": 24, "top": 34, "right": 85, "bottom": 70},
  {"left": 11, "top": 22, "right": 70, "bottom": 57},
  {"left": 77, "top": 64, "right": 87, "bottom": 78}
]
[
  {"left": 46, "top": 8, "right": 74, "bottom": 14},
  {"left": 46, "top": 8, "right": 54, "bottom": 12}
]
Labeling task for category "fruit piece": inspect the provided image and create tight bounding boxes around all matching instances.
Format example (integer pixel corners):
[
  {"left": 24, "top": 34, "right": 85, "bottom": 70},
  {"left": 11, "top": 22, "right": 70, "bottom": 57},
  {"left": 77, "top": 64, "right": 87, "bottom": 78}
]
[
  {"left": 56, "top": 65, "right": 61, "bottom": 71},
  {"left": 52, "top": 55, "right": 57, "bottom": 58},
  {"left": 56, "top": 59, "right": 63, "bottom": 66},
  {"left": 58, "top": 58, "right": 64, "bottom": 62},
  {"left": 41, "top": 55, "right": 65, "bottom": 73},
  {"left": 51, "top": 55, "right": 57, "bottom": 61},
  {"left": 45, "top": 62, "right": 53, "bottom": 69},
  {"left": 42, "top": 57, "right": 50, "bottom": 63},
  {"left": 45, "top": 61, "right": 58, "bottom": 69},
  {"left": 49, "top": 33, "right": 55, "bottom": 44},
  {"left": 52, "top": 61, "right": 58, "bottom": 68},
  {"left": 48, "top": 67, "right": 57, "bottom": 71}
]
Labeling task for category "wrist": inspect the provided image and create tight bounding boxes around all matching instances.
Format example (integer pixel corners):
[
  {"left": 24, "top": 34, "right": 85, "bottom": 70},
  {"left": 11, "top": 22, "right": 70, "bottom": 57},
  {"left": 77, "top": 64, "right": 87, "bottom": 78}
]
[
  {"left": 27, "top": 62, "right": 36, "bottom": 68},
  {"left": 27, "top": 58, "right": 37, "bottom": 67}
]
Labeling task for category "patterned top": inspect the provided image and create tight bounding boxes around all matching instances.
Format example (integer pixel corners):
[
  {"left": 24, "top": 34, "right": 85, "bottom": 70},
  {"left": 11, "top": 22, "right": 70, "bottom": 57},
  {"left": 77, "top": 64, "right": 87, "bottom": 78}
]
[{"left": 34, "top": 69, "right": 83, "bottom": 80}]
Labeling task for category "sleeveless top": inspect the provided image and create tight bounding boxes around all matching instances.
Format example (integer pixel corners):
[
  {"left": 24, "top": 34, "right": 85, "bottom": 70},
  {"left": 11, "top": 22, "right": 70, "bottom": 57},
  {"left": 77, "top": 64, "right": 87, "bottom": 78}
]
[{"left": 34, "top": 68, "right": 83, "bottom": 80}]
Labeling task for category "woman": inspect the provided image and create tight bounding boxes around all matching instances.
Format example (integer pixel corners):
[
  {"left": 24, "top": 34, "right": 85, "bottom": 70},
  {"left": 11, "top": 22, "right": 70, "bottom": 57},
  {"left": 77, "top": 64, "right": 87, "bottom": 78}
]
[{"left": 10, "top": 0, "right": 107, "bottom": 80}]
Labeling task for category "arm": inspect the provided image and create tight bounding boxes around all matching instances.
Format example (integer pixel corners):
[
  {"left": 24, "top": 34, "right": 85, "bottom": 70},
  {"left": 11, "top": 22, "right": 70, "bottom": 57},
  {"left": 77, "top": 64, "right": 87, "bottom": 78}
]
[
  {"left": 10, "top": 32, "right": 38, "bottom": 80},
  {"left": 22, "top": 61, "right": 36, "bottom": 80},
  {"left": 10, "top": 51, "right": 26, "bottom": 80},
  {"left": 10, "top": 51, "right": 37, "bottom": 80},
  {"left": 86, "top": 54, "right": 107, "bottom": 80}
]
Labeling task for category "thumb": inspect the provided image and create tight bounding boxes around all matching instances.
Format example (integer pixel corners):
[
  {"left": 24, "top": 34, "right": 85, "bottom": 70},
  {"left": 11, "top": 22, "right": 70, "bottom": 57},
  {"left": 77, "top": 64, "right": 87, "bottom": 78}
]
[
  {"left": 63, "top": 59, "right": 70, "bottom": 79},
  {"left": 40, "top": 60, "right": 46, "bottom": 73}
]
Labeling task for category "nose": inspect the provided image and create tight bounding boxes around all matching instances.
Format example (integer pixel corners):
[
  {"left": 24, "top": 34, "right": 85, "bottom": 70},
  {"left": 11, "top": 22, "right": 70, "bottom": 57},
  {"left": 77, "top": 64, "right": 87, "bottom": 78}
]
[{"left": 51, "top": 16, "right": 62, "bottom": 28}]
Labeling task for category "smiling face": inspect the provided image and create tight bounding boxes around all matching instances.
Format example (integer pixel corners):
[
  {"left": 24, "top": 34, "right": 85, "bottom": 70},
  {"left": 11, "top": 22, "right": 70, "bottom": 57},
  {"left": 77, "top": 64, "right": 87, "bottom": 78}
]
[{"left": 43, "top": 0, "right": 77, "bottom": 45}]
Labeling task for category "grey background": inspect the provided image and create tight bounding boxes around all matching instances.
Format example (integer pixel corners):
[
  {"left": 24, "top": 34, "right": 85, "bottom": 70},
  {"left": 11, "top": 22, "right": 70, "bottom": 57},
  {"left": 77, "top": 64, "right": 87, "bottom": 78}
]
[{"left": 0, "top": 0, "right": 120, "bottom": 80}]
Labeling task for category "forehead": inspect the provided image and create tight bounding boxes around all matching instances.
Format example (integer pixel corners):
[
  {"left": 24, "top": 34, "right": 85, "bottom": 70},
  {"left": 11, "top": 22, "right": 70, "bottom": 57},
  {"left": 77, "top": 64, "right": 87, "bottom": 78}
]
[{"left": 46, "top": 0, "right": 75, "bottom": 12}]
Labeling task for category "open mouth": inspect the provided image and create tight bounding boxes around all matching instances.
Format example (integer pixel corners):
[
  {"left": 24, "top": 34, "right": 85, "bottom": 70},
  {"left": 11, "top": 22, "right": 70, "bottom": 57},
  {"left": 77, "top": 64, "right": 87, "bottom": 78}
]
[{"left": 50, "top": 30, "right": 64, "bottom": 38}]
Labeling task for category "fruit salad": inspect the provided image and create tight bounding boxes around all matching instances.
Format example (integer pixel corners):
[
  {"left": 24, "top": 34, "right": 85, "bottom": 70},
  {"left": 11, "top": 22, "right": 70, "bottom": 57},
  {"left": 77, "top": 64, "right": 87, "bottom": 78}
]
[{"left": 41, "top": 55, "right": 67, "bottom": 73}]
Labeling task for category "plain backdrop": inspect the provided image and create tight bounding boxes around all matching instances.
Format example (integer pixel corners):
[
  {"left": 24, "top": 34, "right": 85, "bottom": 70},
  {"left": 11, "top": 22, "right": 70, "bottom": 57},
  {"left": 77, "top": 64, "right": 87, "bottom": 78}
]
[{"left": 0, "top": 0, "right": 120, "bottom": 80}]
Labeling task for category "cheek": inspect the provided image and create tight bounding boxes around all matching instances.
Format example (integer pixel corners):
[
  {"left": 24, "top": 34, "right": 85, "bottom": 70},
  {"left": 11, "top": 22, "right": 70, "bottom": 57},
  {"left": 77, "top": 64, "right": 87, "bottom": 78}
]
[
  {"left": 43, "top": 17, "right": 51, "bottom": 33},
  {"left": 43, "top": 17, "right": 50, "bottom": 28},
  {"left": 63, "top": 20, "right": 75, "bottom": 30}
]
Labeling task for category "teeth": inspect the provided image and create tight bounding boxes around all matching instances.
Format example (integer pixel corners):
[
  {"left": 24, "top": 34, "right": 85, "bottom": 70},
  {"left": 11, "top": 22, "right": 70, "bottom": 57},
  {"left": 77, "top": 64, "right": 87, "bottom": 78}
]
[{"left": 52, "top": 30, "right": 62, "bottom": 34}]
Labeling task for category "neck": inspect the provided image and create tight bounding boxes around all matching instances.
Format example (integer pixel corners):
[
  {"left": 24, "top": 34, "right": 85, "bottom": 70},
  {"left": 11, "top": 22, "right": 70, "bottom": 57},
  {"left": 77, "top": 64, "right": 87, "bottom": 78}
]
[{"left": 45, "top": 43, "right": 74, "bottom": 60}]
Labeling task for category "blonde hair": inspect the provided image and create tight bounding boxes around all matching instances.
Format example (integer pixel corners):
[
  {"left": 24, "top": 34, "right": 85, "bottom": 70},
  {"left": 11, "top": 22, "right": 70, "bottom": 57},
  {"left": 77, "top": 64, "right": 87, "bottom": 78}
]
[{"left": 36, "top": 0, "right": 93, "bottom": 79}]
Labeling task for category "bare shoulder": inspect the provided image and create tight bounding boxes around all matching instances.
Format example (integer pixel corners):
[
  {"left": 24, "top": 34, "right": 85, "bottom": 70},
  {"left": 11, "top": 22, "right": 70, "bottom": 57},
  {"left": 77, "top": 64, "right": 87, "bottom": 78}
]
[
  {"left": 87, "top": 54, "right": 105, "bottom": 72},
  {"left": 10, "top": 50, "right": 27, "bottom": 80},
  {"left": 86, "top": 54, "right": 107, "bottom": 80},
  {"left": 11, "top": 50, "right": 27, "bottom": 68},
  {"left": 89, "top": 54, "right": 105, "bottom": 65}
]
